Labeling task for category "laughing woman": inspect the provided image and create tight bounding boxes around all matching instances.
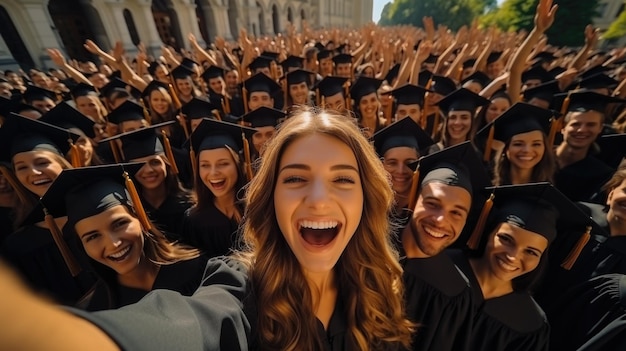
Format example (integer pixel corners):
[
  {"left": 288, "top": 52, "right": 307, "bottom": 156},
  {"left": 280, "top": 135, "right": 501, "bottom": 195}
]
[
  {"left": 180, "top": 119, "right": 255, "bottom": 258},
  {"left": 0, "top": 107, "right": 414, "bottom": 350}
]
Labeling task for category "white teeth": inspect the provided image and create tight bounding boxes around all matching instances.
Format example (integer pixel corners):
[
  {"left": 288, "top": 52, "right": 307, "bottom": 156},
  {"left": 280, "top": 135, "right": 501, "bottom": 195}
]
[
  {"left": 497, "top": 257, "right": 518, "bottom": 272},
  {"left": 300, "top": 220, "right": 338, "bottom": 230},
  {"left": 423, "top": 225, "right": 447, "bottom": 238},
  {"left": 32, "top": 179, "right": 51, "bottom": 185},
  {"left": 109, "top": 246, "right": 130, "bottom": 259},
  {"left": 209, "top": 179, "right": 224, "bottom": 184}
]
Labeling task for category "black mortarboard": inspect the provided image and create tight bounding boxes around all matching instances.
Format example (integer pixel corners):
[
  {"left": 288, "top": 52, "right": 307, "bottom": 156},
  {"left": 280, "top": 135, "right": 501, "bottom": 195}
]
[
  {"left": 349, "top": 76, "right": 383, "bottom": 103},
  {"left": 411, "top": 141, "right": 490, "bottom": 196},
  {"left": 595, "top": 133, "right": 626, "bottom": 169},
  {"left": 23, "top": 85, "right": 57, "bottom": 103},
  {"left": 418, "top": 70, "right": 433, "bottom": 87},
  {"left": 284, "top": 69, "right": 314, "bottom": 86},
  {"left": 521, "top": 65, "right": 554, "bottom": 84},
  {"left": 239, "top": 106, "right": 285, "bottom": 128},
  {"left": 314, "top": 42, "right": 325, "bottom": 51},
  {"left": 424, "top": 54, "right": 439, "bottom": 64},
  {"left": 243, "top": 73, "right": 282, "bottom": 94},
  {"left": 316, "top": 76, "right": 349, "bottom": 97},
  {"left": 462, "top": 58, "right": 477, "bottom": 69},
  {"left": 578, "top": 73, "right": 619, "bottom": 90},
  {"left": 201, "top": 66, "right": 226, "bottom": 82},
  {"left": 40, "top": 163, "right": 144, "bottom": 221},
  {"left": 181, "top": 97, "right": 218, "bottom": 120},
  {"left": 140, "top": 80, "right": 170, "bottom": 99},
  {"left": 107, "top": 100, "right": 146, "bottom": 124},
  {"left": 548, "top": 66, "right": 567, "bottom": 77},
  {"left": 476, "top": 102, "right": 554, "bottom": 142},
  {"left": 332, "top": 54, "right": 353, "bottom": 65},
  {"left": 437, "top": 88, "right": 490, "bottom": 113},
  {"left": 391, "top": 84, "right": 429, "bottom": 106},
  {"left": 260, "top": 51, "right": 280, "bottom": 62},
  {"left": 484, "top": 182, "right": 593, "bottom": 243},
  {"left": 171, "top": 64, "right": 195, "bottom": 80},
  {"left": 487, "top": 51, "right": 503, "bottom": 64},
  {"left": 147, "top": 61, "right": 163, "bottom": 76},
  {"left": 180, "top": 57, "right": 199, "bottom": 71},
  {"left": 0, "top": 112, "right": 80, "bottom": 162},
  {"left": 248, "top": 56, "right": 273, "bottom": 71},
  {"left": 39, "top": 102, "right": 96, "bottom": 139},
  {"left": 101, "top": 121, "right": 175, "bottom": 161},
  {"left": 279, "top": 55, "right": 305, "bottom": 70},
  {"left": 70, "top": 83, "right": 97, "bottom": 99},
  {"left": 384, "top": 64, "right": 401, "bottom": 84},
  {"left": 522, "top": 80, "right": 561, "bottom": 104},
  {"left": 429, "top": 75, "right": 457, "bottom": 96},
  {"left": 188, "top": 118, "right": 256, "bottom": 153},
  {"left": 533, "top": 51, "right": 557, "bottom": 63},
  {"left": 461, "top": 71, "right": 491, "bottom": 89},
  {"left": 556, "top": 90, "right": 625, "bottom": 113},
  {"left": 99, "top": 77, "right": 128, "bottom": 99},
  {"left": 372, "top": 117, "right": 434, "bottom": 156},
  {"left": 580, "top": 65, "right": 611, "bottom": 80},
  {"left": 317, "top": 49, "right": 333, "bottom": 60}
]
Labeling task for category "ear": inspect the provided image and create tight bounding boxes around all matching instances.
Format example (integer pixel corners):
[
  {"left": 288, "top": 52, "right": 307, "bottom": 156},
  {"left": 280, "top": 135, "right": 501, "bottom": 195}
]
[{"left": 607, "top": 188, "right": 614, "bottom": 206}]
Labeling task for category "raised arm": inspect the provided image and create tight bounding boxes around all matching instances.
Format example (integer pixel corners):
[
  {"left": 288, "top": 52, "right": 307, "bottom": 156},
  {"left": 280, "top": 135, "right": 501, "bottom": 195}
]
[{"left": 47, "top": 48, "right": 92, "bottom": 86}]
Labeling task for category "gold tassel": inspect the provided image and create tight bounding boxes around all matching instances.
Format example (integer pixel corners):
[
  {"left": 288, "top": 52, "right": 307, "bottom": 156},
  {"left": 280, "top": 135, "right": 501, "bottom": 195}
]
[
  {"left": 212, "top": 110, "right": 222, "bottom": 121},
  {"left": 189, "top": 147, "right": 197, "bottom": 181},
  {"left": 44, "top": 208, "right": 81, "bottom": 277},
  {"left": 322, "top": 96, "right": 326, "bottom": 109},
  {"left": 123, "top": 171, "right": 152, "bottom": 231},
  {"left": 407, "top": 168, "right": 421, "bottom": 212},
  {"left": 161, "top": 130, "right": 179, "bottom": 175},
  {"left": 242, "top": 134, "right": 254, "bottom": 182},
  {"left": 168, "top": 83, "right": 183, "bottom": 110},
  {"left": 466, "top": 193, "right": 495, "bottom": 250},
  {"left": 560, "top": 93, "right": 571, "bottom": 116},
  {"left": 483, "top": 125, "right": 495, "bottom": 162},
  {"left": 456, "top": 66, "right": 463, "bottom": 83},
  {"left": 421, "top": 104, "right": 429, "bottom": 130},
  {"left": 561, "top": 226, "right": 592, "bottom": 270},
  {"left": 69, "top": 141, "right": 83, "bottom": 168},
  {"left": 344, "top": 84, "right": 352, "bottom": 112}
]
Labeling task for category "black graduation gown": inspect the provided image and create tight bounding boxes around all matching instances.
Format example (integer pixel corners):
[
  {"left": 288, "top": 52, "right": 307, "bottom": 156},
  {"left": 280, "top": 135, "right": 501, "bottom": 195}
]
[
  {"left": 449, "top": 250, "right": 550, "bottom": 351},
  {"left": 545, "top": 274, "right": 626, "bottom": 351},
  {"left": 85, "top": 255, "right": 208, "bottom": 311},
  {"left": 180, "top": 204, "right": 241, "bottom": 258},
  {"left": 1, "top": 224, "right": 97, "bottom": 306},
  {"left": 402, "top": 253, "right": 474, "bottom": 351},
  {"left": 142, "top": 194, "right": 193, "bottom": 241},
  {"left": 554, "top": 155, "right": 614, "bottom": 203},
  {"left": 0, "top": 206, "right": 13, "bottom": 246}
]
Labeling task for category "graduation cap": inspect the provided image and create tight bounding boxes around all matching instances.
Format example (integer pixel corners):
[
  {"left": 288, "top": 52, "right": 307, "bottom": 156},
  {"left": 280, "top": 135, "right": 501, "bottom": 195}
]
[
  {"left": 594, "top": 133, "right": 626, "bottom": 169},
  {"left": 578, "top": 73, "right": 619, "bottom": 91},
  {"left": 280, "top": 55, "right": 305, "bottom": 71},
  {"left": 332, "top": 54, "right": 353, "bottom": 65},
  {"left": 521, "top": 65, "right": 554, "bottom": 84},
  {"left": 100, "top": 77, "right": 128, "bottom": 99},
  {"left": 476, "top": 102, "right": 555, "bottom": 142},
  {"left": 70, "top": 83, "right": 97, "bottom": 99},
  {"left": 284, "top": 69, "right": 314, "bottom": 86},
  {"left": 23, "top": 85, "right": 57, "bottom": 103},
  {"left": 140, "top": 80, "right": 170, "bottom": 99},
  {"left": 429, "top": 75, "right": 457, "bottom": 96},
  {"left": 418, "top": 70, "right": 433, "bottom": 88},
  {"left": 188, "top": 118, "right": 256, "bottom": 153},
  {"left": 243, "top": 73, "right": 281, "bottom": 95},
  {"left": 424, "top": 54, "right": 439, "bottom": 64},
  {"left": 181, "top": 97, "right": 218, "bottom": 120},
  {"left": 522, "top": 80, "right": 561, "bottom": 105},
  {"left": 180, "top": 57, "right": 199, "bottom": 71},
  {"left": 533, "top": 51, "right": 557, "bottom": 64},
  {"left": 317, "top": 49, "right": 333, "bottom": 60},
  {"left": 248, "top": 56, "right": 273, "bottom": 71},
  {"left": 437, "top": 88, "right": 490, "bottom": 113},
  {"left": 461, "top": 71, "right": 491, "bottom": 89},
  {"left": 314, "top": 42, "right": 326, "bottom": 51},
  {"left": 548, "top": 66, "right": 567, "bottom": 77},
  {"left": 580, "top": 65, "right": 611, "bottom": 80},
  {"left": 487, "top": 51, "right": 503, "bottom": 64},
  {"left": 171, "top": 64, "right": 195, "bottom": 80},
  {"left": 372, "top": 117, "right": 434, "bottom": 156},
  {"left": 260, "top": 51, "right": 280, "bottom": 62},
  {"left": 239, "top": 106, "right": 285, "bottom": 128},
  {"left": 349, "top": 76, "right": 383, "bottom": 103},
  {"left": 316, "top": 76, "right": 349, "bottom": 98},
  {"left": 384, "top": 63, "right": 401, "bottom": 84},
  {"left": 201, "top": 65, "right": 226, "bottom": 82},
  {"left": 107, "top": 100, "right": 147, "bottom": 125},
  {"left": 391, "top": 84, "right": 429, "bottom": 107},
  {"left": 102, "top": 121, "right": 176, "bottom": 162},
  {"left": 555, "top": 90, "right": 625, "bottom": 113},
  {"left": 39, "top": 102, "right": 96, "bottom": 139},
  {"left": 147, "top": 61, "right": 164, "bottom": 76},
  {"left": 0, "top": 112, "right": 81, "bottom": 163},
  {"left": 462, "top": 58, "right": 477, "bottom": 69}
]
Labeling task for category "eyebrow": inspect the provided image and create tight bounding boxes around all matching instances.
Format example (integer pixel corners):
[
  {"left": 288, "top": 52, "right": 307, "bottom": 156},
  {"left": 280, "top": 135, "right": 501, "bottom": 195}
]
[
  {"left": 80, "top": 230, "right": 98, "bottom": 239},
  {"left": 424, "top": 195, "right": 470, "bottom": 213},
  {"left": 279, "top": 163, "right": 359, "bottom": 174}
]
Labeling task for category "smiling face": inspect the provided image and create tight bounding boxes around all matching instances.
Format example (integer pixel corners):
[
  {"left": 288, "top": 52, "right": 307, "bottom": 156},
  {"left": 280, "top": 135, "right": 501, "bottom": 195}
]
[
  {"left": 505, "top": 130, "right": 545, "bottom": 171},
  {"left": 607, "top": 178, "right": 626, "bottom": 232},
  {"left": 175, "top": 77, "right": 194, "bottom": 97},
  {"left": 324, "top": 92, "right": 346, "bottom": 112},
  {"left": 486, "top": 97, "right": 511, "bottom": 123},
  {"left": 13, "top": 150, "right": 65, "bottom": 197},
  {"left": 358, "top": 92, "right": 379, "bottom": 119},
  {"left": 75, "top": 205, "right": 145, "bottom": 275},
  {"left": 289, "top": 82, "right": 309, "bottom": 105},
  {"left": 132, "top": 155, "right": 167, "bottom": 191},
  {"left": 149, "top": 89, "right": 171, "bottom": 115},
  {"left": 274, "top": 133, "right": 364, "bottom": 274},
  {"left": 561, "top": 110, "right": 603, "bottom": 150},
  {"left": 248, "top": 91, "right": 273, "bottom": 111},
  {"left": 383, "top": 147, "right": 419, "bottom": 199},
  {"left": 395, "top": 103, "right": 421, "bottom": 123},
  {"left": 446, "top": 110, "right": 472, "bottom": 142},
  {"left": 75, "top": 95, "right": 101, "bottom": 120},
  {"left": 483, "top": 222, "right": 548, "bottom": 283},
  {"left": 252, "top": 126, "right": 276, "bottom": 154},
  {"left": 198, "top": 148, "right": 239, "bottom": 199},
  {"left": 406, "top": 182, "right": 471, "bottom": 257}
]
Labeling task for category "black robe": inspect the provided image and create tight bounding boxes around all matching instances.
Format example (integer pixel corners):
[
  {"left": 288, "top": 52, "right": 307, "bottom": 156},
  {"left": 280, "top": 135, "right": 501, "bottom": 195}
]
[
  {"left": 86, "top": 255, "right": 208, "bottom": 311},
  {"left": 142, "top": 194, "right": 193, "bottom": 241},
  {"left": 180, "top": 204, "right": 241, "bottom": 258},
  {"left": 449, "top": 250, "right": 550, "bottom": 351},
  {"left": 402, "top": 253, "right": 473, "bottom": 351},
  {"left": 554, "top": 155, "right": 614, "bottom": 203}
]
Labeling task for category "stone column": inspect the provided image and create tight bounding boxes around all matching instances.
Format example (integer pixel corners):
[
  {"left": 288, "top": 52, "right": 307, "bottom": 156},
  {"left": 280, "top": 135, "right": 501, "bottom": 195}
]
[
  {"left": 102, "top": 1, "right": 135, "bottom": 52},
  {"left": 170, "top": 0, "right": 206, "bottom": 49},
  {"left": 22, "top": 1, "right": 65, "bottom": 67},
  {"left": 211, "top": 4, "right": 234, "bottom": 41},
  {"left": 136, "top": 0, "right": 164, "bottom": 56}
]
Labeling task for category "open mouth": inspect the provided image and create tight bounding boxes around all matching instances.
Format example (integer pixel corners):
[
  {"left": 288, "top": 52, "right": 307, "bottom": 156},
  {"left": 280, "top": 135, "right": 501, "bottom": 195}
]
[
  {"left": 496, "top": 256, "right": 518, "bottom": 272},
  {"left": 422, "top": 224, "right": 448, "bottom": 239},
  {"left": 299, "top": 220, "right": 340, "bottom": 247},
  {"left": 32, "top": 179, "right": 52, "bottom": 186},
  {"left": 209, "top": 179, "right": 226, "bottom": 190},
  {"left": 107, "top": 245, "right": 132, "bottom": 262}
]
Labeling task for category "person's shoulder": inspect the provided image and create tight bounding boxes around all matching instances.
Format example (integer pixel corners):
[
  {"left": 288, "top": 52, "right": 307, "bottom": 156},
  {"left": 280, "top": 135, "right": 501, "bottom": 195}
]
[{"left": 482, "top": 292, "right": 547, "bottom": 333}]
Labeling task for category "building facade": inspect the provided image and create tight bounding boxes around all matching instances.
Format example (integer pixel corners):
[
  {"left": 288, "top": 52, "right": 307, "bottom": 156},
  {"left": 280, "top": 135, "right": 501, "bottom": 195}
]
[{"left": 0, "top": 0, "right": 373, "bottom": 71}]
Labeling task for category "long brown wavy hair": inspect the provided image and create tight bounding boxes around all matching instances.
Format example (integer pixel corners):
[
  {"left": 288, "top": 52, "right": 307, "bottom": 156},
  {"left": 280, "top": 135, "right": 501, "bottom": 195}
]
[{"left": 237, "top": 107, "right": 414, "bottom": 350}]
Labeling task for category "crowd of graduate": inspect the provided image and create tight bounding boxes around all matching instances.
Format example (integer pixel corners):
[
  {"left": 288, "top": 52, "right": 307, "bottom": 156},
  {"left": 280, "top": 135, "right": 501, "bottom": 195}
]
[{"left": 1, "top": 0, "right": 626, "bottom": 349}]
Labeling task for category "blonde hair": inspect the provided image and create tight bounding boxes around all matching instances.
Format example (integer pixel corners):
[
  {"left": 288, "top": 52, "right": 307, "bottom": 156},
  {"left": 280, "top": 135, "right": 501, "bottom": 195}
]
[{"left": 237, "top": 107, "right": 414, "bottom": 350}]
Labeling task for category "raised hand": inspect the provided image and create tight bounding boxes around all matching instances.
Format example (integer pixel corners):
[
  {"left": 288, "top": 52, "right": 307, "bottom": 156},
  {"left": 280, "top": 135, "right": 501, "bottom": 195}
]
[
  {"left": 83, "top": 39, "right": 103, "bottom": 56},
  {"left": 535, "top": 0, "right": 558, "bottom": 33},
  {"left": 584, "top": 24, "right": 599, "bottom": 48},
  {"left": 47, "top": 48, "right": 67, "bottom": 67}
]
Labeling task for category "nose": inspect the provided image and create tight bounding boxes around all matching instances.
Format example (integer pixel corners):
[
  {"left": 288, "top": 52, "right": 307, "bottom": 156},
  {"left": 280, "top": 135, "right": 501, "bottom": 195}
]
[
  {"left": 107, "top": 232, "right": 122, "bottom": 248},
  {"left": 306, "top": 178, "right": 331, "bottom": 209}
]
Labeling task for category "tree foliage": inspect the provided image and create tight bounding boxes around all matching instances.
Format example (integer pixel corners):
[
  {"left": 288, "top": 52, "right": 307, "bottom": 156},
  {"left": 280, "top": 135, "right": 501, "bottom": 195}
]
[
  {"left": 604, "top": 6, "right": 626, "bottom": 40},
  {"left": 480, "top": 0, "right": 600, "bottom": 47},
  {"left": 378, "top": 0, "right": 479, "bottom": 31}
]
